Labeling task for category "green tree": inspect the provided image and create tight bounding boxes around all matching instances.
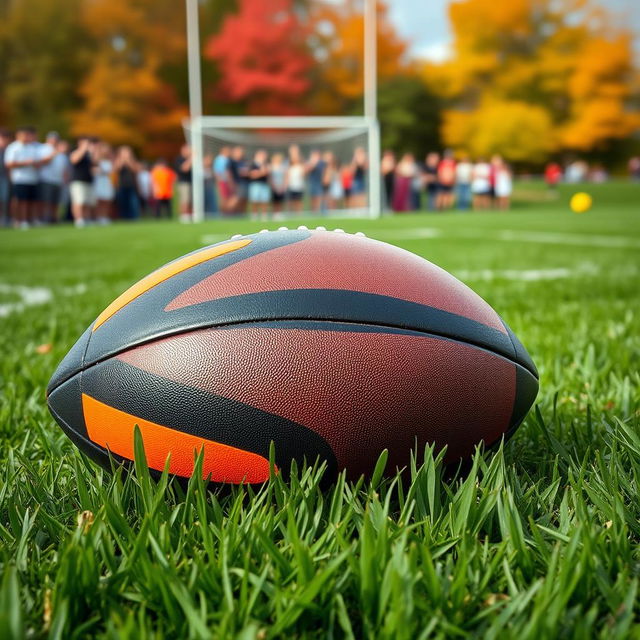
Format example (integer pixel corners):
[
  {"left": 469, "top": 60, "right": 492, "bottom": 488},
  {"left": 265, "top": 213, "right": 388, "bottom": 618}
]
[
  {"left": 0, "top": 0, "right": 90, "bottom": 135},
  {"left": 378, "top": 76, "right": 442, "bottom": 155}
]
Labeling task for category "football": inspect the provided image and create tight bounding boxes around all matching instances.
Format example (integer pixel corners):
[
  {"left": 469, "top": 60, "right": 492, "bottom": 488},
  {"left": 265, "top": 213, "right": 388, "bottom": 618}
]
[{"left": 47, "top": 228, "right": 538, "bottom": 484}]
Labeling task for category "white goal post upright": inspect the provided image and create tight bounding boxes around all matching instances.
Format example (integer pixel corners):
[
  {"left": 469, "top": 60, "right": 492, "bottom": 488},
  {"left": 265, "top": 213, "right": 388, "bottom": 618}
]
[{"left": 185, "top": 0, "right": 380, "bottom": 223}]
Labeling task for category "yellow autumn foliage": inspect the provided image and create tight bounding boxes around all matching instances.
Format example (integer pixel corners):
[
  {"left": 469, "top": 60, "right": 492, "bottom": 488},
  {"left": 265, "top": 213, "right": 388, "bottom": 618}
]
[
  {"left": 311, "top": 0, "right": 409, "bottom": 114},
  {"left": 428, "top": 0, "right": 640, "bottom": 160}
]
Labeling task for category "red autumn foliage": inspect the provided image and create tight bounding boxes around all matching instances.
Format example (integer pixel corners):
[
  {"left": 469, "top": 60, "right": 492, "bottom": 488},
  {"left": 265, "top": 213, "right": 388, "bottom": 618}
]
[{"left": 205, "top": 0, "right": 313, "bottom": 115}]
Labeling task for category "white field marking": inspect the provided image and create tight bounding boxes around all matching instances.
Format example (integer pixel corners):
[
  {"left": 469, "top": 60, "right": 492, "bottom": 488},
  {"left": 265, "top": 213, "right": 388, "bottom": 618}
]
[
  {"left": 366, "top": 226, "right": 639, "bottom": 249},
  {"left": 495, "top": 230, "right": 640, "bottom": 249},
  {"left": 0, "top": 283, "right": 89, "bottom": 318},
  {"left": 454, "top": 268, "right": 571, "bottom": 282},
  {"left": 454, "top": 264, "right": 600, "bottom": 282},
  {"left": 0, "top": 284, "right": 53, "bottom": 318}
]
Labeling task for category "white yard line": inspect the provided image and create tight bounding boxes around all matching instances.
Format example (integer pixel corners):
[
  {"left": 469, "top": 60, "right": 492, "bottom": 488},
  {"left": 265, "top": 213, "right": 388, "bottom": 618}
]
[
  {"left": 0, "top": 283, "right": 89, "bottom": 318},
  {"left": 495, "top": 230, "right": 640, "bottom": 249},
  {"left": 0, "top": 284, "right": 53, "bottom": 318},
  {"left": 454, "top": 264, "right": 600, "bottom": 282}
]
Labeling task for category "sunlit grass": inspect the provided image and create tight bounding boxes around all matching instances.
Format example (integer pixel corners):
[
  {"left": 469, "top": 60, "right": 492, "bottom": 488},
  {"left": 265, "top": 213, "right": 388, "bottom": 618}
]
[{"left": 0, "top": 181, "right": 639, "bottom": 638}]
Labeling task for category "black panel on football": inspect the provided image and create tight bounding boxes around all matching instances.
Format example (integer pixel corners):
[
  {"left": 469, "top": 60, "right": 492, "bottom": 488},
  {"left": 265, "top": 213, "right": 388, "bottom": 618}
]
[
  {"left": 85, "top": 231, "right": 312, "bottom": 370},
  {"left": 81, "top": 357, "right": 339, "bottom": 479}
]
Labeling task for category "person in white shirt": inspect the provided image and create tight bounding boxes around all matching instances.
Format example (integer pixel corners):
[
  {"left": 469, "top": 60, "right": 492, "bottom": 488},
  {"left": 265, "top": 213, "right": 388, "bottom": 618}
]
[
  {"left": 4, "top": 126, "right": 42, "bottom": 228},
  {"left": 455, "top": 154, "right": 473, "bottom": 211},
  {"left": 494, "top": 157, "right": 513, "bottom": 211},
  {"left": 39, "top": 132, "right": 70, "bottom": 223},
  {"left": 287, "top": 145, "right": 306, "bottom": 214},
  {"left": 471, "top": 159, "right": 492, "bottom": 211},
  {"left": 93, "top": 142, "right": 115, "bottom": 223}
]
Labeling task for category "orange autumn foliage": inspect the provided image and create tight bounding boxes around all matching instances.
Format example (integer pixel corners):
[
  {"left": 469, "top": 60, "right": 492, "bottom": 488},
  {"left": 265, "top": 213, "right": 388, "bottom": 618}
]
[
  {"left": 311, "top": 0, "right": 410, "bottom": 114},
  {"left": 70, "top": 0, "right": 187, "bottom": 157}
]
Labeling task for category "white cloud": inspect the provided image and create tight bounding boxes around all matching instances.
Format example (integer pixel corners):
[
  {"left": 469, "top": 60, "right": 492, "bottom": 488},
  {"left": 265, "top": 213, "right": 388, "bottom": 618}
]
[{"left": 415, "top": 40, "right": 453, "bottom": 63}]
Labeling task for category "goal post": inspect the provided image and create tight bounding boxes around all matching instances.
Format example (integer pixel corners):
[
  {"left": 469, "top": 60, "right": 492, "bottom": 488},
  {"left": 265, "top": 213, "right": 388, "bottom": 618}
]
[{"left": 185, "top": 0, "right": 381, "bottom": 222}]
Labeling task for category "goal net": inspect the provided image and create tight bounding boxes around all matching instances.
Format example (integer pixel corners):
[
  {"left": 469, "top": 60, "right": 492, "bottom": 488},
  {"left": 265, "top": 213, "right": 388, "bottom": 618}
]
[
  {"left": 185, "top": 0, "right": 380, "bottom": 221},
  {"left": 184, "top": 116, "right": 379, "bottom": 219}
]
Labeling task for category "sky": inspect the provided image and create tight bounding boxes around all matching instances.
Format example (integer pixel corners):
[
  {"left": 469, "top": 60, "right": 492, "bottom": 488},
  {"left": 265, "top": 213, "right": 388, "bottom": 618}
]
[{"left": 388, "top": 0, "right": 640, "bottom": 61}]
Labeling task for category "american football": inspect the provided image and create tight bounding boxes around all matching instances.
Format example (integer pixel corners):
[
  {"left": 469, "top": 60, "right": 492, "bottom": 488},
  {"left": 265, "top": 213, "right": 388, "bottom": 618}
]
[{"left": 47, "top": 228, "right": 538, "bottom": 483}]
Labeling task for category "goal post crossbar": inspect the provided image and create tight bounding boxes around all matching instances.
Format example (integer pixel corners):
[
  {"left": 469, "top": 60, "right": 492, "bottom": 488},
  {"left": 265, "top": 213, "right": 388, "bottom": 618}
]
[
  {"left": 195, "top": 116, "right": 376, "bottom": 129},
  {"left": 185, "top": 0, "right": 380, "bottom": 221}
]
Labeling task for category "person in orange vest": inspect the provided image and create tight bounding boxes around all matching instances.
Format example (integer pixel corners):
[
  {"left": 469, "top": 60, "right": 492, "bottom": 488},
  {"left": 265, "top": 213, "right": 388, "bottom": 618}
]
[{"left": 150, "top": 158, "right": 177, "bottom": 219}]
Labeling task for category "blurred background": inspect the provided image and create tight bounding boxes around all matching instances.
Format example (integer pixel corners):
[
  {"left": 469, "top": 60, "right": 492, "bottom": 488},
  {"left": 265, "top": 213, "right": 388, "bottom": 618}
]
[
  {"left": 1, "top": 0, "right": 639, "bottom": 226},
  {"left": 1, "top": 0, "right": 638, "bottom": 166}
]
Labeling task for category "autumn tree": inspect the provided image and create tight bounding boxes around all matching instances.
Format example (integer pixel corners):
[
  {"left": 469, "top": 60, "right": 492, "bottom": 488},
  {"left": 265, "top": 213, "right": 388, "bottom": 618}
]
[
  {"left": 70, "top": 0, "right": 188, "bottom": 157},
  {"left": 310, "top": 0, "right": 409, "bottom": 115},
  {"left": 428, "top": 0, "right": 640, "bottom": 162},
  {"left": 205, "top": 0, "right": 313, "bottom": 115},
  {"left": 0, "top": 0, "right": 90, "bottom": 135}
]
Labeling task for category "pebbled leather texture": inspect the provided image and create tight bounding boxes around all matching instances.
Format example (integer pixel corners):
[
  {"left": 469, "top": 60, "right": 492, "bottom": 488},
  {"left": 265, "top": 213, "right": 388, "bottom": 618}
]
[{"left": 47, "top": 230, "right": 539, "bottom": 482}]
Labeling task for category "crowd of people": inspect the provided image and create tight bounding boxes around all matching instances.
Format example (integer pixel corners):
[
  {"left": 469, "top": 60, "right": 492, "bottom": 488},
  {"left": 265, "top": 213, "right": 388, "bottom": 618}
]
[
  {"left": 0, "top": 127, "right": 194, "bottom": 229},
  {"left": 0, "top": 125, "right": 637, "bottom": 229},
  {"left": 383, "top": 150, "right": 515, "bottom": 213},
  {"left": 0, "top": 127, "right": 370, "bottom": 228}
]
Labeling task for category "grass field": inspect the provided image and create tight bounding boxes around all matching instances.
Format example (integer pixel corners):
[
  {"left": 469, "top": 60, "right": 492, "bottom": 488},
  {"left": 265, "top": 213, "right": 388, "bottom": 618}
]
[{"left": 1, "top": 181, "right": 639, "bottom": 639}]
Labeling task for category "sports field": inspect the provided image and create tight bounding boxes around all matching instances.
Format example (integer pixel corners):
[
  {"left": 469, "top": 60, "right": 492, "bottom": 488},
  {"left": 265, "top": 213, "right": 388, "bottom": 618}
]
[{"left": 1, "top": 181, "right": 639, "bottom": 638}]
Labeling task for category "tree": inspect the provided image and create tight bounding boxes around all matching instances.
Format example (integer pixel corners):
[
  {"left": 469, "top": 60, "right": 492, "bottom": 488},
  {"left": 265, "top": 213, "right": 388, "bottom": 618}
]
[
  {"left": 310, "top": 0, "right": 409, "bottom": 115},
  {"left": 378, "top": 76, "right": 442, "bottom": 155},
  {"left": 205, "top": 0, "right": 313, "bottom": 115},
  {"left": 0, "top": 0, "right": 90, "bottom": 135},
  {"left": 70, "top": 0, "right": 188, "bottom": 157},
  {"left": 428, "top": 0, "right": 640, "bottom": 161}
]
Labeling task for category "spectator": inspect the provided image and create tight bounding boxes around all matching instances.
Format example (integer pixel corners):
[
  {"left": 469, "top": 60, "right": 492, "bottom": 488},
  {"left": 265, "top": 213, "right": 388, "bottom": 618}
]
[
  {"left": 137, "top": 162, "right": 153, "bottom": 216},
  {"left": 0, "top": 129, "right": 11, "bottom": 226},
  {"left": 494, "top": 158, "right": 513, "bottom": 211},
  {"left": 150, "top": 158, "right": 176, "bottom": 219},
  {"left": 248, "top": 149, "right": 271, "bottom": 219},
  {"left": 590, "top": 164, "right": 608, "bottom": 184},
  {"left": 93, "top": 142, "right": 115, "bottom": 223},
  {"left": 287, "top": 144, "right": 306, "bottom": 214},
  {"left": 307, "top": 150, "right": 325, "bottom": 213},
  {"left": 175, "top": 143, "right": 192, "bottom": 222},
  {"left": 471, "top": 158, "right": 492, "bottom": 210},
  {"left": 381, "top": 150, "right": 396, "bottom": 211},
  {"left": 436, "top": 150, "right": 456, "bottom": 210},
  {"left": 544, "top": 162, "right": 562, "bottom": 191},
  {"left": 203, "top": 154, "right": 217, "bottom": 217},
  {"left": 37, "top": 132, "right": 65, "bottom": 223},
  {"left": 455, "top": 153, "right": 473, "bottom": 211},
  {"left": 113, "top": 145, "right": 139, "bottom": 220},
  {"left": 341, "top": 164, "right": 353, "bottom": 205},
  {"left": 5, "top": 126, "right": 44, "bottom": 229},
  {"left": 393, "top": 153, "right": 416, "bottom": 212},
  {"left": 321, "top": 151, "right": 339, "bottom": 213},
  {"left": 269, "top": 152, "right": 287, "bottom": 217},
  {"left": 230, "top": 146, "right": 249, "bottom": 214},
  {"left": 350, "top": 147, "right": 368, "bottom": 208},
  {"left": 565, "top": 160, "right": 588, "bottom": 184},
  {"left": 214, "top": 146, "right": 233, "bottom": 214},
  {"left": 69, "top": 136, "right": 97, "bottom": 227},
  {"left": 629, "top": 157, "right": 640, "bottom": 182},
  {"left": 423, "top": 152, "right": 440, "bottom": 211}
]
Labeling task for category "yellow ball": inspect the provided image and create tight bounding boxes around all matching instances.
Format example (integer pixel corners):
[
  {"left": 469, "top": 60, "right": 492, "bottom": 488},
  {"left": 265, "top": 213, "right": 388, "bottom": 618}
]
[{"left": 570, "top": 192, "right": 592, "bottom": 214}]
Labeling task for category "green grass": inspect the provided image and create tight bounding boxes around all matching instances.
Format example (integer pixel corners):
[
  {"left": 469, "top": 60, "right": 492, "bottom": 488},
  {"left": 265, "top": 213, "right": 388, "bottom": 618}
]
[{"left": 1, "top": 181, "right": 639, "bottom": 639}]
